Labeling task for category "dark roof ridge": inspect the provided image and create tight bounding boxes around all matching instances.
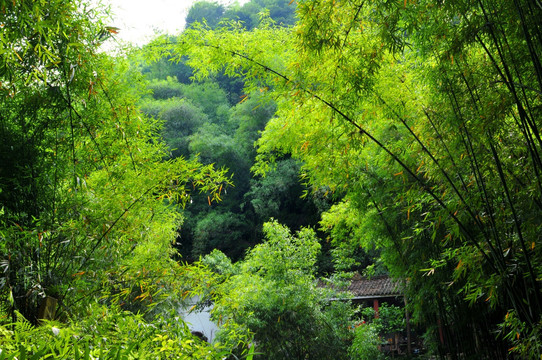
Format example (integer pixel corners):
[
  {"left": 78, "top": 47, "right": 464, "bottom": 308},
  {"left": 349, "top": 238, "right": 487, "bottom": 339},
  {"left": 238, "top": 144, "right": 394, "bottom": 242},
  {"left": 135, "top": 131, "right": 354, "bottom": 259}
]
[{"left": 348, "top": 274, "right": 402, "bottom": 298}]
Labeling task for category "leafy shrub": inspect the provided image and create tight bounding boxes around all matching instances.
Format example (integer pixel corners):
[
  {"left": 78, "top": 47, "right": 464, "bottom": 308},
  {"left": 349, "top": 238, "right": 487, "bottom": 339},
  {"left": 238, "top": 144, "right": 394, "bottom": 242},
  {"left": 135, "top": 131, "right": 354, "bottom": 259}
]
[
  {"left": 148, "top": 77, "right": 185, "bottom": 99},
  {"left": 209, "top": 221, "right": 353, "bottom": 360},
  {"left": 0, "top": 306, "right": 228, "bottom": 359},
  {"left": 361, "top": 303, "right": 405, "bottom": 335},
  {"left": 348, "top": 323, "right": 384, "bottom": 360}
]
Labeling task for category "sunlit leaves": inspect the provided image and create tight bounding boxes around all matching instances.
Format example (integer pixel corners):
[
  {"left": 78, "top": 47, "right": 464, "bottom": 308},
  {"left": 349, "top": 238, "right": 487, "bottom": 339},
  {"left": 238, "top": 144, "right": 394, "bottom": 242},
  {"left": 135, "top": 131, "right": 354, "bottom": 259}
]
[
  {"left": 206, "top": 221, "right": 351, "bottom": 359},
  {"left": 0, "top": 305, "right": 225, "bottom": 359},
  {"left": 0, "top": 0, "right": 232, "bottom": 327},
  {"left": 175, "top": 0, "right": 542, "bottom": 356}
]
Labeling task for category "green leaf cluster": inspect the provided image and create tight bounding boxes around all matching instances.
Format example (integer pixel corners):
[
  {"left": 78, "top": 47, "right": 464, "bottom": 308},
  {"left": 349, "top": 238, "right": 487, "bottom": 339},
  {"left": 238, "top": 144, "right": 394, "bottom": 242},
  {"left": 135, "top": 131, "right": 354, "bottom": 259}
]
[
  {"left": 135, "top": 28, "right": 323, "bottom": 263},
  {"left": 348, "top": 322, "right": 384, "bottom": 360},
  {"left": 0, "top": 307, "right": 226, "bottom": 359},
  {"left": 0, "top": 1, "right": 230, "bottom": 346},
  {"left": 204, "top": 221, "right": 352, "bottom": 360},
  {"left": 174, "top": 0, "right": 542, "bottom": 357}
]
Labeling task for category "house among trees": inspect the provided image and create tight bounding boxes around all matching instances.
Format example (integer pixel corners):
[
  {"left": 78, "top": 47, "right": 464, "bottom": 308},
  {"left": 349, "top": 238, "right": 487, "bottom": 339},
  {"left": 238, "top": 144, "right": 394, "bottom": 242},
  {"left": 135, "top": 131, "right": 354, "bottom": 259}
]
[
  {"left": 347, "top": 273, "right": 402, "bottom": 309},
  {"left": 340, "top": 274, "right": 416, "bottom": 356}
]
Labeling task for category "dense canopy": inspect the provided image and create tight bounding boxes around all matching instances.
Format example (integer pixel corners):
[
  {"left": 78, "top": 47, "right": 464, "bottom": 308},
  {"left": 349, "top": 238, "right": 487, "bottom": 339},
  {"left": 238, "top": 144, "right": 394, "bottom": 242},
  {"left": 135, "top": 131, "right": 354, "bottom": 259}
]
[{"left": 1, "top": 0, "right": 541, "bottom": 358}]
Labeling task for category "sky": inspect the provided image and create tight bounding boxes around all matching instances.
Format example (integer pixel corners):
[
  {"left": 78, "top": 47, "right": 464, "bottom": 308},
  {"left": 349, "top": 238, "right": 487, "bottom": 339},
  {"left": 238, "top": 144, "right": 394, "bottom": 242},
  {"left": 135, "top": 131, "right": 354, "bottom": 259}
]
[
  {"left": 98, "top": 0, "right": 195, "bottom": 45},
  {"left": 97, "top": 0, "right": 241, "bottom": 46}
]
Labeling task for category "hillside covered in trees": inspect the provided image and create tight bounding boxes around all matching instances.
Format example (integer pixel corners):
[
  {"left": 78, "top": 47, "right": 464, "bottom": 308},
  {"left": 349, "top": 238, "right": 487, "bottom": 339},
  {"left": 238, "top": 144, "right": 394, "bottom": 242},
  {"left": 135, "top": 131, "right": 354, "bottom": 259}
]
[{"left": 1, "top": 0, "right": 542, "bottom": 359}]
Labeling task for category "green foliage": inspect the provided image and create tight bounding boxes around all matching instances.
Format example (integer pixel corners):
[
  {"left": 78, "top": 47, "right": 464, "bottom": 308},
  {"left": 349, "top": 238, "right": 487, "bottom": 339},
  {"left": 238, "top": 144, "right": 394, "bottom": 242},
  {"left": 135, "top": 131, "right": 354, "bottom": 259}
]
[
  {"left": 0, "top": 307, "right": 226, "bottom": 359},
  {"left": 189, "top": 124, "right": 246, "bottom": 169},
  {"left": 187, "top": 0, "right": 297, "bottom": 31},
  {"left": 141, "top": 50, "right": 194, "bottom": 83},
  {"left": 320, "top": 200, "right": 379, "bottom": 273},
  {"left": 150, "top": 97, "right": 208, "bottom": 158},
  {"left": 253, "top": 0, "right": 297, "bottom": 27},
  {"left": 147, "top": 76, "right": 185, "bottom": 99},
  {"left": 360, "top": 303, "right": 405, "bottom": 336},
  {"left": 348, "top": 323, "right": 384, "bottom": 360},
  {"left": 175, "top": 80, "right": 230, "bottom": 124},
  {"left": 500, "top": 310, "right": 542, "bottom": 359},
  {"left": 175, "top": 0, "right": 542, "bottom": 357},
  {"left": 229, "top": 92, "right": 277, "bottom": 159},
  {"left": 245, "top": 159, "right": 318, "bottom": 229},
  {"left": 0, "top": 2, "right": 331, "bottom": 359},
  {"left": 136, "top": 26, "right": 323, "bottom": 262},
  {"left": 200, "top": 249, "right": 235, "bottom": 277},
  {"left": 143, "top": 77, "right": 229, "bottom": 124},
  {"left": 186, "top": 1, "right": 226, "bottom": 30},
  {"left": 192, "top": 211, "right": 249, "bottom": 260},
  {"left": 0, "top": 0, "right": 231, "bottom": 330},
  {"left": 208, "top": 221, "right": 352, "bottom": 360}
]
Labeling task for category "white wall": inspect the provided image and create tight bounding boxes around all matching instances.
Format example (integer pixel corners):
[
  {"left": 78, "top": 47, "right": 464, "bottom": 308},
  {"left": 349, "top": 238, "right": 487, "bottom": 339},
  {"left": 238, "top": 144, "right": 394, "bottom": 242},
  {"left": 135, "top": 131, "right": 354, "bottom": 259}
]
[{"left": 178, "top": 296, "right": 219, "bottom": 343}]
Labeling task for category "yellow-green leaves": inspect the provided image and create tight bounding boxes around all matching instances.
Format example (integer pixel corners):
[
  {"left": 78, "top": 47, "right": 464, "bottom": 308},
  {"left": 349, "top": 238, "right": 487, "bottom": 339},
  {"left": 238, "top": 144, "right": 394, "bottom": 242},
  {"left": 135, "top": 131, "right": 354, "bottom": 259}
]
[{"left": 173, "top": 0, "right": 542, "bottom": 357}]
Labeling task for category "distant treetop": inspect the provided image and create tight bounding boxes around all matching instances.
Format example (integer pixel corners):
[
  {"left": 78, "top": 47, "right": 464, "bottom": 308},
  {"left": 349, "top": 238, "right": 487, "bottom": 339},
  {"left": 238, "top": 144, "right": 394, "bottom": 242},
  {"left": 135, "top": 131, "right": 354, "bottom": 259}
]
[{"left": 185, "top": 0, "right": 296, "bottom": 30}]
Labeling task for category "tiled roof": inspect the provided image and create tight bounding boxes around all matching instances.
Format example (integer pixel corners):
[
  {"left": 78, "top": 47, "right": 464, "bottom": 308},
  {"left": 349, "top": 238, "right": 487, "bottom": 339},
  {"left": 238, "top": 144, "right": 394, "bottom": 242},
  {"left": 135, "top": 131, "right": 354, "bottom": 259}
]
[{"left": 348, "top": 274, "right": 402, "bottom": 298}]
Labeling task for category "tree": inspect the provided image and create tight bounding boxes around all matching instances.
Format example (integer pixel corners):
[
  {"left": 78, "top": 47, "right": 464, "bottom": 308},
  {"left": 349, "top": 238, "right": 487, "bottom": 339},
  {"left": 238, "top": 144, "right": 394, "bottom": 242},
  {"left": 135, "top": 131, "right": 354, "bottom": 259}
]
[
  {"left": 230, "top": 92, "right": 277, "bottom": 160},
  {"left": 185, "top": 1, "right": 225, "bottom": 30},
  {"left": 245, "top": 158, "right": 319, "bottom": 230},
  {"left": 179, "top": 80, "right": 231, "bottom": 124},
  {"left": 174, "top": 1, "right": 542, "bottom": 357},
  {"left": 0, "top": 0, "right": 230, "bottom": 328},
  {"left": 207, "top": 221, "right": 352, "bottom": 360},
  {"left": 143, "top": 97, "right": 208, "bottom": 158},
  {"left": 192, "top": 211, "right": 250, "bottom": 260},
  {"left": 137, "top": 35, "right": 327, "bottom": 262},
  {"left": 0, "top": 303, "right": 226, "bottom": 359},
  {"left": 146, "top": 76, "right": 185, "bottom": 99},
  {"left": 222, "top": 0, "right": 297, "bottom": 30}
]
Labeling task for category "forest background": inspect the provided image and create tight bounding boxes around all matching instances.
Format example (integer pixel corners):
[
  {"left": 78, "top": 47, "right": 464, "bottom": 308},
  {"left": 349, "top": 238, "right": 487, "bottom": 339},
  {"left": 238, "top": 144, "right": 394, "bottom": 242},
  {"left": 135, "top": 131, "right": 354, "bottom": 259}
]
[{"left": 1, "top": 0, "right": 541, "bottom": 359}]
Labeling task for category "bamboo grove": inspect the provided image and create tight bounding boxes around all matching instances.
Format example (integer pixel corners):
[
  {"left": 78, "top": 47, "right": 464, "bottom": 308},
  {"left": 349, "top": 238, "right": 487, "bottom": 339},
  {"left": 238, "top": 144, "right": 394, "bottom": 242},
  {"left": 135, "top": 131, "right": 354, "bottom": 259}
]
[
  {"left": 0, "top": 0, "right": 229, "bottom": 327},
  {"left": 2, "top": 0, "right": 542, "bottom": 358},
  {"left": 168, "top": 0, "right": 542, "bottom": 357}
]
